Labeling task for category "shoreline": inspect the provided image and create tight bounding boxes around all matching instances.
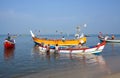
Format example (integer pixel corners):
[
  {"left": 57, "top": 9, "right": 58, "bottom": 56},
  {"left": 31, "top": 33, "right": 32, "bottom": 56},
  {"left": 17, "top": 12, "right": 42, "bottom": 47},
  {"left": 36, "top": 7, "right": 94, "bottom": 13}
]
[
  {"left": 102, "top": 73, "right": 120, "bottom": 78},
  {"left": 15, "top": 70, "right": 120, "bottom": 78},
  {"left": 14, "top": 66, "right": 120, "bottom": 78}
]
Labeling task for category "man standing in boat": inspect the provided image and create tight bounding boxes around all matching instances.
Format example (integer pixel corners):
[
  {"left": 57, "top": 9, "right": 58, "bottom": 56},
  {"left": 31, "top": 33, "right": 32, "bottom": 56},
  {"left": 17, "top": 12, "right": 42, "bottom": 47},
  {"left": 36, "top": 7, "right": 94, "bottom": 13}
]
[
  {"left": 62, "top": 36, "right": 65, "bottom": 42},
  {"left": 7, "top": 33, "right": 11, "bottom": 40},
  {"left": 111, "top": 34, "right": 115, "bottom": 40},
  {"left": 98, "top": 32, "right": 104, "bottom": 38}
]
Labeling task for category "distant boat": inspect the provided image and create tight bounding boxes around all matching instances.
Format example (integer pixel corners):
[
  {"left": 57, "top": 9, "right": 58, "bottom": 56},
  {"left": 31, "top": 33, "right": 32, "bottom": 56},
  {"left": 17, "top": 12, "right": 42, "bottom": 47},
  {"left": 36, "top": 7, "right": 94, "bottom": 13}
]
[
  {"left": 4, "top": 39, "right": 15, "bottom": 49},
  {"left": 98, "top": 33, "right": 120, "bottom": 43},
  {"left": 30, "top": 30, "right": 87, "bottom": 46},
  {"left": 99, "top": 37, "right": 120, "bottom": 43},
  {"left": 38, "top": 41, "right": 106, "bottom": 54}
]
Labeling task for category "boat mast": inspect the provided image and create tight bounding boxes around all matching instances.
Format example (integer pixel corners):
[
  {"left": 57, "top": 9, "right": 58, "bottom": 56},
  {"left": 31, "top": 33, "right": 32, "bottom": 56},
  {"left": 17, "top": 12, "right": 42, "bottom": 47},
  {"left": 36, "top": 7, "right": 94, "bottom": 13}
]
[
  {"left": 75, "top": 26, "right": 80, "bottom": 39},
  {"left": 76, "top": 26, "right": 80, "bottom": 35},
  {"left": 75, "top": 24, "right": 87, "bottom": 39}
]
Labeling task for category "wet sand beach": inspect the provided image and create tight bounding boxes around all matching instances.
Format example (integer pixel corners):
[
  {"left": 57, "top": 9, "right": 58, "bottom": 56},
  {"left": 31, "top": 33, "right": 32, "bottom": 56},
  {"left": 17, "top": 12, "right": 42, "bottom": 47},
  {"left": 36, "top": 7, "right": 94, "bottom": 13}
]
[
  {"left": 102, "top": 73, "right": 120, "bottom": 78},
  {"left": 17, "top": 68, "right": 120, "bottom": 78}
]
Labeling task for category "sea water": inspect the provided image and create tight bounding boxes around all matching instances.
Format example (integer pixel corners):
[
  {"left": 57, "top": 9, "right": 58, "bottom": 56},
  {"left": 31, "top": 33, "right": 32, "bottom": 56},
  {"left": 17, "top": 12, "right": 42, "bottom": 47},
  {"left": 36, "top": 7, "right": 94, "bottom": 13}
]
[{"left": 0, "top": 34, "right": 120, "bottom": 78}]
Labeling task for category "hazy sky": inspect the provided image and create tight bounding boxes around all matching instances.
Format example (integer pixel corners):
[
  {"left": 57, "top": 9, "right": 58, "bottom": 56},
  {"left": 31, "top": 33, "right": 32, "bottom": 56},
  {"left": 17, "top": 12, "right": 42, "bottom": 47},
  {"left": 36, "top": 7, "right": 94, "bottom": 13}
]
[{"left": 0, "top": 0, "right": 120, "bottom": 35}]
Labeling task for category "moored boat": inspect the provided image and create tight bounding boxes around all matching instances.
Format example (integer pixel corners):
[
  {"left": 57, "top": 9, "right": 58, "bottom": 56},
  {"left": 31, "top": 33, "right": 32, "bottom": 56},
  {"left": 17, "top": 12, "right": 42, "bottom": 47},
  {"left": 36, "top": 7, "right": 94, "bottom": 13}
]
[
  {"left": 4, "top": 39, "right": 15, "bottom": 49},
  {"left": 99, "top": 38, "right": 120, "bottom": 43},
  {"left": 30, "top": 30, "right": 87, "bottom": 46},
  {"left": 38, "top": 41, "right": 106, "bottom": 54},
  {"left": 98, "top": 32, "right": 120, "bottom": 43}
]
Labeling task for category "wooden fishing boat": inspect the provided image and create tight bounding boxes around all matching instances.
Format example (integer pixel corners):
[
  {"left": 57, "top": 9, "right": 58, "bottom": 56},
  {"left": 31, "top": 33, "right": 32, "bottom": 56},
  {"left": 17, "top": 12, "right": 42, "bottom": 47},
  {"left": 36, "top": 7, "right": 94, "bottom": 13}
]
[
  {"left": 99, "top": 38, "right": 120, "bottom": 43},
  {"left": 30, "top": 30, "right": 87, "bottom": 46},
  {"left": 38, "top": 41, "right": 106, "bottom": 54},
  {"left": 98, "top": 35, "right": 120, "bottom": 43},
  {"left": 4, "top": 39, "right": 15, "bottom": 49}
]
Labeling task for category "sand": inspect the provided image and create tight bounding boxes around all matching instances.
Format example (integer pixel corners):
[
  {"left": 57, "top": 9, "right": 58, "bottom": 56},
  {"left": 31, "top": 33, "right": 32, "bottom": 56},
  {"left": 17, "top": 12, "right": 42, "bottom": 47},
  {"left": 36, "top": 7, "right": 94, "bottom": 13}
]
[
  {"left": 16, "top": 71, "right": 120, "bottom": 78},
  {"left": 102, "top": 73, "right": 120, "bottom": 78},
  {"left": 15, "top": 66, "right": 120, "bottom": 78}
]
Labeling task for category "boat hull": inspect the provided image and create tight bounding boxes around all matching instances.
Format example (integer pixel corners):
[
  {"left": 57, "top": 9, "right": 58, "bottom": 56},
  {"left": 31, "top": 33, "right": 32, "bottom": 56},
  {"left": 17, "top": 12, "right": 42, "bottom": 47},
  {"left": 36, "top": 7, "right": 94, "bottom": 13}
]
[
  {"left": 32, "top": 37, "right": 87, "bottom": 46},
  {"left": 30, "top": 30, "right": 87, "bottom": 46},
  {"left": 4, "top": 40, "right": 15, "bottom": 49},
  {"left": 38, "top": 41, "right": 106, "bottom": 54},
  {"left": 99, "top": 38, "right": 120, "bottom": 43}
]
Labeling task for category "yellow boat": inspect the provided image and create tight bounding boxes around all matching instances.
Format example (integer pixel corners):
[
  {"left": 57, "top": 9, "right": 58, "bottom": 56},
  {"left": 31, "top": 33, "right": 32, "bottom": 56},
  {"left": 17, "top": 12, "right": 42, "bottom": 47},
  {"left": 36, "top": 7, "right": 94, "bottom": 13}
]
[{"left": 30, "top": 30, "right": 87, "bottom": 46}]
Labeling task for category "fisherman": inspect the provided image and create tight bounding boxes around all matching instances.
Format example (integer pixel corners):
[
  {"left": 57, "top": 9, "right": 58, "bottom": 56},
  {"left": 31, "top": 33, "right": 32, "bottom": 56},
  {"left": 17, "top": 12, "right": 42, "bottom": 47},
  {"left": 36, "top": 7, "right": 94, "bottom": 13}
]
[
  {"left": 98, "top": 32, "right": 103, "bottom": 38},
  {"left": 41, "top": 42, "right": 44, "bottom": 47},
  {"left": 46, "top": 44, "right": 50, "bottom": 55},
  {"left": 111, "top": 34, "right": 115, "bottom": 40},
  {"left": 78, "top": 43, "right": 82, "bottom": 48},
  {"left": 7, "top": 33, "right": 11, "bottom": 40},
  {"left": 54, "top": 44, "right": 59, "bottom": 54},
  {"left": 62, "top": 36, "right": 65, "bottom": 42}
]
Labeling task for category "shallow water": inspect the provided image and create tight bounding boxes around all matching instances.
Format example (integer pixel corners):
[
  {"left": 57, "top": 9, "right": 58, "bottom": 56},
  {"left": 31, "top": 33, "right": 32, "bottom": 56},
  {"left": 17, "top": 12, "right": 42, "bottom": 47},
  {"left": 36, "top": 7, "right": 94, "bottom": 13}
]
[{"left": 0, "top": 35, "right": 120, "bottom": 78}]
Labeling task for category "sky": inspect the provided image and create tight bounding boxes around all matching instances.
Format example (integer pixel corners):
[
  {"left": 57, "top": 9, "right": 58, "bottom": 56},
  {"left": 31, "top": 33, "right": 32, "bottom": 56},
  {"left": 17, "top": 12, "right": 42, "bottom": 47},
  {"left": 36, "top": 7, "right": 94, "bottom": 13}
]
[{"left": 0, "top": 0, "right": 120, "bottom": 35}]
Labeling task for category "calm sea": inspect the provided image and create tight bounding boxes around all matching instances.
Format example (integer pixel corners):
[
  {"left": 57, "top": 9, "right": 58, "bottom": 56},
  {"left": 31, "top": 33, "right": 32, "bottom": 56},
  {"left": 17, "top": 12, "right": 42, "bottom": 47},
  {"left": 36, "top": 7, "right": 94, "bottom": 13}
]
[{"left": 0, "top": 34, "right": 120, "bottom": 78}]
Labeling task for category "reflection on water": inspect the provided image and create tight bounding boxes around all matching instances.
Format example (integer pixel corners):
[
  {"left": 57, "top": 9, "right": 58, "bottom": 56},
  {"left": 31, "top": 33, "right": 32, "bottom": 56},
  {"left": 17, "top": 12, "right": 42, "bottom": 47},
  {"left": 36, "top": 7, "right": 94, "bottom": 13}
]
[
  {"left": 107, "top": 43, "right": 120, "bottom": 55},
  {"left": 31, "top": 45, "right": 60, "bottom": 62},
  {"left": 31, "top": 45, "right": 112, "bottom": 77},
  {"left": 4, "top": 48, "right": 15, "bottom": 61},
  {"left": 31, "top": 45, "right": 105, "bottom": 63}
]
